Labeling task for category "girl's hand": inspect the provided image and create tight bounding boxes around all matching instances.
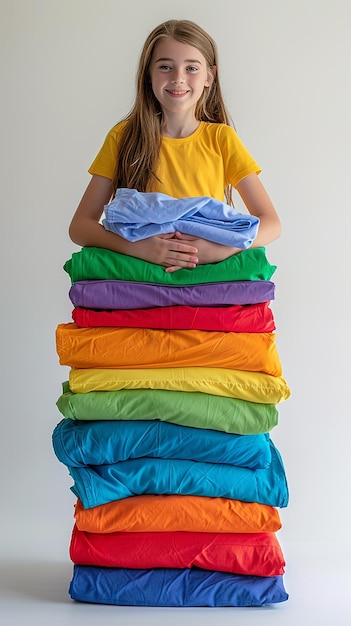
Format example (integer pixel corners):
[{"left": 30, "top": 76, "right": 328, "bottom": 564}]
[
  {"left": 136, "top": 233, "right": 199, "bottom": 272},
  {"left": 171, "top": 232, "right": 241, "bottom": 267}
]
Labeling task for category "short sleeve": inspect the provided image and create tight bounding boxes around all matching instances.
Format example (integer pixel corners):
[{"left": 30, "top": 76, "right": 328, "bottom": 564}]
[
  {"left": 219, "top": 126, "right": 261, "bottom": 187},
  {"left": 88, "top": 123, "right": 125, "bottom": 180}
]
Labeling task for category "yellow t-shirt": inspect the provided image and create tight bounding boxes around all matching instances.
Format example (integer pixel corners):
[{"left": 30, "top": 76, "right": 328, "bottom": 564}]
[{"left": 88, "top": 121, "right": 261, "bottom": 201}]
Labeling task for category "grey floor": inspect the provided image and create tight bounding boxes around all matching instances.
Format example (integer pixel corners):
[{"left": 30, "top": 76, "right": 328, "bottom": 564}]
[{"left": 1, "top": 541, "right": 350, "bottom": 626}]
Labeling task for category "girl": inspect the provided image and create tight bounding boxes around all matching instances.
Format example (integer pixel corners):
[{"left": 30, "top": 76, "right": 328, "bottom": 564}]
[{"left": 69, "top": 19, "right": 281, "bottom": 272}]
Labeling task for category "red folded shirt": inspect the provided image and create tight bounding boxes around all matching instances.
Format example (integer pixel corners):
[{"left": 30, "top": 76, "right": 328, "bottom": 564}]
[
  {"left": 72, "top": 302, "right": 275, "bottom": 333},
  {"left": 70, "top": 525, "right": 285, "bottom": 577}
]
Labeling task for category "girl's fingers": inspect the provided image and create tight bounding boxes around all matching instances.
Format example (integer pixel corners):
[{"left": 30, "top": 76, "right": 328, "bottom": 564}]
[
  {"left": 165, "top": 255, "right": 198, "bottom": 271},
  {"left": 165, "top": 265, "right": 182, "bottom": 273},
  {"left": 171, "top": 254, "right": 198, "bottom": 265},
  {"left": 158, "top": 234, "right": 198, "bottom": 254},
  {"left": 165, "top": 262, "right": 197, "bottom": 273}
]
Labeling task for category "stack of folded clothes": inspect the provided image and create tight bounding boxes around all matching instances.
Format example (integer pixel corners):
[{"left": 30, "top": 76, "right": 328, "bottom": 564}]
[{"left": 53, "top": 196, "right": 290, "bottom": 607}]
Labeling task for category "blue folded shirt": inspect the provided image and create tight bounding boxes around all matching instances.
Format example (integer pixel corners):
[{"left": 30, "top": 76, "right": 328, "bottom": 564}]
[
  {"left": 69, "top": 566, "right": 289, "bottom": 606},
  {"left": 103, "top": 188, "right": 259, "bottom": 248}
]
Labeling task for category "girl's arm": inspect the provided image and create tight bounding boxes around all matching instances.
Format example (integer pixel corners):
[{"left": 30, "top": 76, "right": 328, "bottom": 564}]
[
  {"left": 171, "top": 173, "right": 281, "bottom": 269},
  {"left": 235, "top": 172, "right": 281, "bottom": 247},
  {"left": 69, "top": 175, "right": 199, "bottom": 269}
]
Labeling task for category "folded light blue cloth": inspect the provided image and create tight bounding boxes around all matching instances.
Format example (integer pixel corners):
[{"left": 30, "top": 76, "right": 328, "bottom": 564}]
[{"left": 103, "top": 188, "right": 259, "bottom": 248}]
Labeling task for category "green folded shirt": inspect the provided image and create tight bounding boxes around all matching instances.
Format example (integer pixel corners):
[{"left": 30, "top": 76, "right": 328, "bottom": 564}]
[{"left": 64, "top": 246, "right": 276, "bottom": 285}]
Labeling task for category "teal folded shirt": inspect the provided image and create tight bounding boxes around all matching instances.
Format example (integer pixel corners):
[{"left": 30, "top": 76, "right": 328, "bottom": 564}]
[
  {"left": 67, "top": 437, "right": 288, "bottom": 509},
  {"left": 52, "top": 418, "right": 272, "bottom": 469}
]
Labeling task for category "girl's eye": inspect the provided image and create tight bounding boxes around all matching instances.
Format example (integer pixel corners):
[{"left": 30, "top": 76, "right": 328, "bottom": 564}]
[
  {"left": 186, "top": 66, "right": 199, "bottom": 72},
  {"left": 159, "top": 65, "right": 172, "bottom": 71}
]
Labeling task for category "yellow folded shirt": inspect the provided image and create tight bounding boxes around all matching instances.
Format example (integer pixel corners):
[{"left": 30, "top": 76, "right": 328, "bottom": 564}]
[{"left": 69, "top": 366, "right": 291, "bottom": 404}]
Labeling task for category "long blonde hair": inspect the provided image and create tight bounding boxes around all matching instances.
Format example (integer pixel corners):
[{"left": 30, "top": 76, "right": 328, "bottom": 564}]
[{"left": 113, "top": 19, "right": 233, "bottom": 203}]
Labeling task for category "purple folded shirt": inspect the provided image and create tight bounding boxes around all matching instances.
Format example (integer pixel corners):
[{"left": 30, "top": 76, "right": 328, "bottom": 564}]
[{"left": 69, "top": 280, "right": 275, "bottom": 310}]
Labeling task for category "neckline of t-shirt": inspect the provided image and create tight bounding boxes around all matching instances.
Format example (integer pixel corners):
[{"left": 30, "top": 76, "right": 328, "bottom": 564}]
[{"left": 161, "top": 121, "right": 206, "bottom": 144}]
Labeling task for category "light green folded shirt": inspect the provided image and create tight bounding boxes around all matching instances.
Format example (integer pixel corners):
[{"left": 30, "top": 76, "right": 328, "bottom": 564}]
[{"left": 57, "top": 382, "right": 279, "bottom": 435}]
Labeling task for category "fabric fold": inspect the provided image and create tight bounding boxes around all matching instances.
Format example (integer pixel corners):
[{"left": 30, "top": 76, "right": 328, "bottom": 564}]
[
  {"left": 68, "top": 367, "right": 291, "bottom": 403},
  {"left": 69, "top": 279, "right": 275, "bottom": 309},
  {"left": 56, "top": 323, "right": 282, "bottom": 376},
  {"left": 66, "top": 437, "right": 288, "bottom": 509},
  {"left": 71, "top": 301, "right": 276, "bottom": 332},
  {"left": 69, "top": 526, "right": 285, "bottom": 576},
  {"left": 103, "top": 188, "right": 259, "bottom": 248},
  {"left": 64, "top": 246, "right": 276, "bottom": 284},
  {"left": 57, "top": 383, "right": 279, "bottom": 434},
  {"left": 69, "top": 565, "right": 289, "bottom": 606},
  {"left": 52, "top": 418, "right": 272, "bottom": 469},
  {"left": 74, "top": 494, "right": 282, "bottom": 533}
]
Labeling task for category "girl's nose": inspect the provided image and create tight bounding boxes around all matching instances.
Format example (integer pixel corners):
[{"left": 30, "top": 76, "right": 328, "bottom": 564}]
[{"left": 171, "top": 70, "right": 184, "bottom": 84}]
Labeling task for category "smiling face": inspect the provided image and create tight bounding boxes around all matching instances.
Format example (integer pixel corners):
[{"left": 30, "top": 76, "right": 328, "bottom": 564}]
[{"left": 149, "top": 37, "right": 211, "bottom": 119}]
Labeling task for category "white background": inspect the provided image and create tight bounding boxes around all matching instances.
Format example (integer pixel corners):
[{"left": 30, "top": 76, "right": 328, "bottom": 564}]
[{"left": 1, "top": 0, "right": 351, "bottom": 623}]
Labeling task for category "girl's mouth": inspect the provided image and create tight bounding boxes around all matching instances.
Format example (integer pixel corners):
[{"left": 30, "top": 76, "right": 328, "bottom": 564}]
[{"left": 166, "top": 90, "right": 189, "bottom": 96}]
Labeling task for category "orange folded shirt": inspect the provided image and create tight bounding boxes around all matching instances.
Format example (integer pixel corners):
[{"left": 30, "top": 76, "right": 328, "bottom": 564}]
[
  {"left": 56, "top": 323, "right": 282, "bottom": 376},
  {"left": 74, "top": 495, "right": 282, "bottom": 534}
]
